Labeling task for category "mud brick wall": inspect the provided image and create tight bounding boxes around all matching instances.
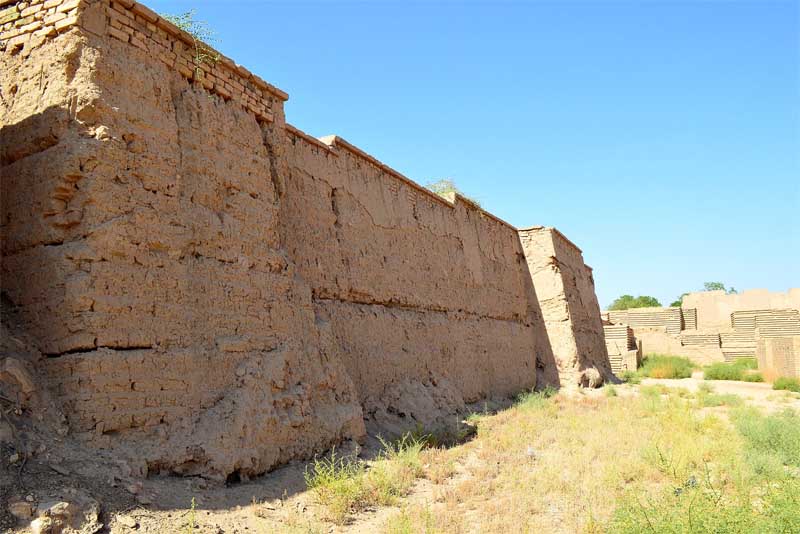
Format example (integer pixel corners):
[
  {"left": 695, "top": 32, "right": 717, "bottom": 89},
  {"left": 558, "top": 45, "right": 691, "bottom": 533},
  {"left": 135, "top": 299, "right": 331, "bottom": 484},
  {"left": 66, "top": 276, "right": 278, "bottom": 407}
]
[
  {"left": 606, "top": 307, "right": 684, "bottom": 335},
  {"left": 1, "top": 0, "right": 81, "bottom": 51},
  {"left": 281, "top": 130, "right": 552, "bottom": 430},
  {"left": 519, "top": 227, "right": 612, "bottom": 386},
  {"left": 2, "top": 0, "right": 362, "bottom": 480},
  {"left": 757, "top": 337, "right": 800, "bottom": 380},
  {"left": 1, "top": 0, "right": 605, "bottom": 478},
  {"left": 684, "top": 288, "right": 800, "bottom": 330}
]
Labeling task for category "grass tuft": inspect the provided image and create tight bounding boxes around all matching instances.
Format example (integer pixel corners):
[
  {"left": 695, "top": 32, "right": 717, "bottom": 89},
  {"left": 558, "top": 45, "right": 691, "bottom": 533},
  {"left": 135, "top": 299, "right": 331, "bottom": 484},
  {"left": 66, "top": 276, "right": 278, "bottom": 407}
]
[
  {"left": 773, "top": 377, "right": 800, "bottom": 393},
  {"left": 705, "top": 358, "right": 761, "bottom": 381},
  {"left": 304, "top": 435, "right": 430, "bottom": 524},
  {"left": 639, "top": 354, "right": 694, "bottom": 379},
  {"left": 620, "top": 370, "right": 641, "bottom": 384},
  {"left": 304, "top": 448, "right": 366, "bottom": 524}
]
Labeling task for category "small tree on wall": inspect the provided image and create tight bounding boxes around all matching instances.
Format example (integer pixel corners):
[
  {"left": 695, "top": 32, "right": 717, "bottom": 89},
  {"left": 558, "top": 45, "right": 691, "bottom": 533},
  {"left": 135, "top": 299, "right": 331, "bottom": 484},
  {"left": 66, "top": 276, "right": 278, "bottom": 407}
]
[
  {"left": 703, "top": 281, "right": 737, "bottom": 294},
  {"left": 670, "top": 281, "right": 737, "bottom": 307},
  {"left": 425, "top": 179, "right": 481, "bottom": 207},
  {"left": 161, "top": 10, "right": 220, "bottom": 79}
]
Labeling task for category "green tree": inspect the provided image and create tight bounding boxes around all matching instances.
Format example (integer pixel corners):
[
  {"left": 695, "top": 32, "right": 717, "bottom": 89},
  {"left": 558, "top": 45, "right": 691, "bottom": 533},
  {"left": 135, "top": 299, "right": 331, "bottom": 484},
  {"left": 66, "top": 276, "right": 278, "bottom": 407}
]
[
  {"left": 703, "top": 281, "right": 737, "bottom": 294},
  {"left": 670, "top": 292, "right": 689, "bottom": 307},
  {"left": 607, "top": 295, "right": 662, "bottom": 311},
  {"left": 425, "top": 179, "right": 481, "bottom": 207}
]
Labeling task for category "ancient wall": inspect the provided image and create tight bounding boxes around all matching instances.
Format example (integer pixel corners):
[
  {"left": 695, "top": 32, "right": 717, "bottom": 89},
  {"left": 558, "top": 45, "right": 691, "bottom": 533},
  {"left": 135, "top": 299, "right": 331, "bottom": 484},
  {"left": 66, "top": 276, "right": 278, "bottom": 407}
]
[
  {"left": 683, "top": 288, "right": 800, "bottom": 330},
  {"left": 606, "top": 307, "right": 684, "bottom": 335},
  {"left": 0, "top": 0, "right": 587, "bottom": 478},
  {"left": 757, "top": 337, "right": 800, "bottom": 379},
  {"left": 518, "top": 227, "right": 612, "bottom": 386},
  {"left": 279, "top": 131, "right": 550, "bottom": 431},
  {"left": 602, "top": 307, "right": 726, "bottom": 364},
  {"left": 603, "top": 324, "right": 639, "bottom": 375},
  {"left": 2, "top": 0, "right": 368, "bottom": 480}
]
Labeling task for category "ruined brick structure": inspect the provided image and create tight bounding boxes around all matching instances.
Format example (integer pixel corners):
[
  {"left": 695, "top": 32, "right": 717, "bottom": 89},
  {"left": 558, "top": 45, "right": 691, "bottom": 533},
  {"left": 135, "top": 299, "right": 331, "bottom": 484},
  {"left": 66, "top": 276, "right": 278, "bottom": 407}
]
[
  {"left": 683, "top": 288, "right": 800, "bottom": 330},
  {"left": 603, "top": 302, "right": 800, "bottom": 370},
  {"left": 1, "top": 0, "right": 610, "bottom": 479},
  {"left": 519, "top": 227, "right": 614, "bottom": 386}
]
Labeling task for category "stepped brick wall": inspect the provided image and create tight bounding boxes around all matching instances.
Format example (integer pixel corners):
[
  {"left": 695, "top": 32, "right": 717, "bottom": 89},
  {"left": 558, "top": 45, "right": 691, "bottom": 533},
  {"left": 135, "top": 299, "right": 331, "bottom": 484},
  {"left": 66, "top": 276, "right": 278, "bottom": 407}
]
[
  {"left": 1, "top": 0, "right": 610, "bottom": 477},
  {"left": 683, "top": 288, "right": 800, "bottom": 329},
  {"left": 606, "top": 307, "right": 684, "bottom": 335},
  {"left": 602, "top": 307, "right": 724, "bottom": 365},
  {"left": 603, "top": 324, "right": 639, "bottom": 375}
]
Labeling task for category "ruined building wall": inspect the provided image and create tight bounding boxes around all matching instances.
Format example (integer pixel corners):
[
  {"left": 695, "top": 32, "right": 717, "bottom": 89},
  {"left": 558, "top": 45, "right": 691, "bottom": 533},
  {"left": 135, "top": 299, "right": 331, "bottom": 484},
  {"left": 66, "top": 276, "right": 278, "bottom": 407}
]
[
  {"left": 757, "top": 337, "right": 800, "bottom": 379},
  {"left": 0, "top": 0, "right": 570, "bottom": 478},
  {"left": 279, "top": 131, "right": 547, "bottom": 431},
  {"left": 683, "top": 288, "right": 800, "bottom": 330},
  {"left": 1, "top": 1, "right": 365, "bottom": 480},
  {"left": 518, "top": 227, "right": 613, "bottom": 386}
]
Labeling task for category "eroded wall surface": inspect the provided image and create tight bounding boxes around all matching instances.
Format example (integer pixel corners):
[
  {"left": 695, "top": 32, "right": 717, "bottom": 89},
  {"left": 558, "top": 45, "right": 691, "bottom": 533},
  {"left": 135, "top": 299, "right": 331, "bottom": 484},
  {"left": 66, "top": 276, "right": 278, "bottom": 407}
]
[
  {"left": 757, "top": 337, "right": 800, "bottom": 379},
  {"left": 518, "top": 227, "right": 612, "bottom": 386},
  {"left": 279, "top": 132, "right": 547, "bottom": 431},
  {"left": 2, "top": 5, "right": 365, "bottom": 479},
  {"left": 0, "top": 0, "right": 573, "bottom": 478}
]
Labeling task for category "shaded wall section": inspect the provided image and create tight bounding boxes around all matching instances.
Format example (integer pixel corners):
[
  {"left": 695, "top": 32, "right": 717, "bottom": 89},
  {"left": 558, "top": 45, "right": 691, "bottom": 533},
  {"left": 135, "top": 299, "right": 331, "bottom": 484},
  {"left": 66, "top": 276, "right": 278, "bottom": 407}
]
[
  {"left": 519, "top": 227, "right": 613, "bottom": 386},
  {"left": 2, "top": 22, "right": 365, "bottom": 480}
]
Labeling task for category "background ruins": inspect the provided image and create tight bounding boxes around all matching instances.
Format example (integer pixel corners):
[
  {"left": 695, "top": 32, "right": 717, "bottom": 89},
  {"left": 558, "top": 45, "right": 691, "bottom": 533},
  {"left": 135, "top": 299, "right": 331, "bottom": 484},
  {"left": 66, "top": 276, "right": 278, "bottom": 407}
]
[{"left": 602, "top": 288, "right": 800, "bottom": 378}]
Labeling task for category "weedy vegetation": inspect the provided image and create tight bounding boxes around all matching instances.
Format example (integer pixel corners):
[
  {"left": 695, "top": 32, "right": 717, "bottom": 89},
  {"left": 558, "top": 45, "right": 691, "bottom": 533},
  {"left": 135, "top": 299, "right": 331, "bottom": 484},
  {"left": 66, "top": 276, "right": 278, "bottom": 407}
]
[
  {"left": 638, "top": 354, "right": 695, "bottom": 379},
  {"left": 773, "top": 376, "right": 800, "bottom": 393},
  {"left": 371, "top": 386, "right": 799, "bottom": 533},
  {"left": 704, "top": 358, "right": 763, "bottom": 382},
  {"left": 161, "top": 10, "right": 221, "bottom": 78}
]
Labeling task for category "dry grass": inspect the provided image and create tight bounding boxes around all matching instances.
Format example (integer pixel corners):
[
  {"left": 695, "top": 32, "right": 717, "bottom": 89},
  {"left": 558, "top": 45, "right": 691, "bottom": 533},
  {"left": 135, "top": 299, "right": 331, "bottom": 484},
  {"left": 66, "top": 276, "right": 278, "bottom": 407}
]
[{"left": 377, "top": 387, "right": 798, "bottom": 533}]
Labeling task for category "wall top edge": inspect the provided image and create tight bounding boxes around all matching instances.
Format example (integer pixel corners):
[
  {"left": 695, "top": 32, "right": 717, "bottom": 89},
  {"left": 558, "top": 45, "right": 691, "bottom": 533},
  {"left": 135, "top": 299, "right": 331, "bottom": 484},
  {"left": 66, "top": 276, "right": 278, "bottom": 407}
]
[
  {"left": 285, "top": 124, "right": 339, "bottom": 155},
  {"left": 120, "top": 0, "right": 289, "bottom": 101},
  {"left": 518, "top": 226, "right": 583, "bottom": 254},
  {"left": 685, "top": 288, "right": 800, "bottom": 298},
  {"left": 317, "top": 135, "right": 519, "bottom": 231},
  {"left": 603, "top": 306, "right": 681, "bottom": 313}
]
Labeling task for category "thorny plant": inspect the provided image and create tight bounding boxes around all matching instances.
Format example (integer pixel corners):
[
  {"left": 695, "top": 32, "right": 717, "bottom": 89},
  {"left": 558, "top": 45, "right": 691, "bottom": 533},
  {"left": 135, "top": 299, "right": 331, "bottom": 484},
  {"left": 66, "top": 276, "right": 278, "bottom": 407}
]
[{"left": 162, "top": 10, "right": 220, "bottom": 79}]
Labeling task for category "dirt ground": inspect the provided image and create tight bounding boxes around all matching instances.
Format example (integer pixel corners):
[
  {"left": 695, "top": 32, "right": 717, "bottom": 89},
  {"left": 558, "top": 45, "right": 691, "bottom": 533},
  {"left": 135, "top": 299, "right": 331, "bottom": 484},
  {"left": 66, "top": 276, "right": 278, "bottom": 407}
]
[
  {"left": 4, "top": 378, "right": 799, "bottom": 534},
  {"left": 642, "top": 371, "right": 800, "bottom": 412}
]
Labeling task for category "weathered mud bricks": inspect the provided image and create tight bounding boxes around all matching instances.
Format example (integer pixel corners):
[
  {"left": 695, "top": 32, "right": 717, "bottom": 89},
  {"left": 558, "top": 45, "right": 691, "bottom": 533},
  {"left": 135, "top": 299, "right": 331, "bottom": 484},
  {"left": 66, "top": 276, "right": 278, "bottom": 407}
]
[
  {"left": 757, "top": 337, "right": 800, "bottom": 379},
  {"left": 683, "top": 288, "right": 800, "bottom": 330},
  {"left": 1, "top": 0, "right": 611, "bottom": 478},
  {"left": 518, "top": 227, "right": 613, "bottom": 387}
]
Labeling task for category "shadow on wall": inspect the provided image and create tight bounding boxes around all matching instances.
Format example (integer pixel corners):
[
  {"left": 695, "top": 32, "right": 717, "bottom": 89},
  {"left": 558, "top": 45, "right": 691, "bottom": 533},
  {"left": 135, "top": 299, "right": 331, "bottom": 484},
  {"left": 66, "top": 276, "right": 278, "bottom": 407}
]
[
  {"left": 521, "top": 253, "right": 560, "bottom": 390},
  {"left": 1, "top": 105, "right": 79, "bottom": 356}
]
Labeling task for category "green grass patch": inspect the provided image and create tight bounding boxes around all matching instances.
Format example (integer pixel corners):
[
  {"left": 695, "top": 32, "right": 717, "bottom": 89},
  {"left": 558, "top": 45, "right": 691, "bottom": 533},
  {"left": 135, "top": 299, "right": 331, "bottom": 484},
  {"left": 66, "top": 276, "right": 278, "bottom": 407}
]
[
  {"left": 639, "top": 354, "right": 694, "bottom": 379},
  {"left": 609, "top": 405, "right": 800, "bottom": 533},
  {"left": 515, "top": 386, "right": 556, "bottom": 410},
  {"left": 304, "top": 435, "right": 429, "bottom": 524},
  {"left": 731, "top": 407, "right": 800, "bottom": 469},
  {"left": 620, "top": 370, "right": 641, "bottom": 384},
  {"left": 742, "top": 372, "right": 764, "bottom": 382},
  {"left": 704, "top": 358, "right": 761, "bottom": 381},
  {"left": 774, "top": 377, "right": 800, "bottom": 393}
]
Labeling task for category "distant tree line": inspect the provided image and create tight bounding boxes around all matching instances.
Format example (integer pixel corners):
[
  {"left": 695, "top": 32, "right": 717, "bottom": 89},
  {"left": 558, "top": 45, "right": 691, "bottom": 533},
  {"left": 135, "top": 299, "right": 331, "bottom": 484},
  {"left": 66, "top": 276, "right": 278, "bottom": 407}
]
[{"left": 608, "top": 281, "right": 737, "bottom": 311}]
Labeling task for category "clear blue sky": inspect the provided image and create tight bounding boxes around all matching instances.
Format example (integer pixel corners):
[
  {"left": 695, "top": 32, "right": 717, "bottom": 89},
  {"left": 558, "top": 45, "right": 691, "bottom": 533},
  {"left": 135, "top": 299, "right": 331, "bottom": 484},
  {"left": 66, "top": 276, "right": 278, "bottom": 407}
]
[{"left": 148, "top": 0, "right": 799, "bottom": 308}]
